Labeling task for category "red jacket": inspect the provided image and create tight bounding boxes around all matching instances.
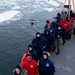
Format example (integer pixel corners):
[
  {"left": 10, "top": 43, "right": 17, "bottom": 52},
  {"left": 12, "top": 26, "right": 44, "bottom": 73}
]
[
  {"left": 21, "top": 54, "right": 38, "bottom": 75},
  {"left": 20, "top": 52, "right": 30, "bottom": 64},
  {"left": 59, "top": 20, "right": 72, "bottom": 31}
]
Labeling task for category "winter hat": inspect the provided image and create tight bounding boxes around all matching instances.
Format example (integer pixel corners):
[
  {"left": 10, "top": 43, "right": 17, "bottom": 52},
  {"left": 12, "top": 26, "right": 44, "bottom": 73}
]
[
  {"left": 36, "top": 32, "right": 41, "bottom": 36},
  {"left": 70, "top": 18, "right": 74, "bottom": 22},
  {"left": 44, "top": 29, "right": 50, "bottom": 34},
  {"left": 57, "top": 13, "right": 61, "bottom": 16},
  {"left": 15, "top": 65, "right": 23, "bottom": 73},
  {"left": 46, "top": 20, "right": 50, "bottom": 24},
  {"left": 42, "top": 51, "right": 48, "bottom": 57},
  {"left": 16, "top": 65, "right": 21, "bottom": 70},
  {"left": 28, "top": 45, "right": 33, "bottom": 50}
]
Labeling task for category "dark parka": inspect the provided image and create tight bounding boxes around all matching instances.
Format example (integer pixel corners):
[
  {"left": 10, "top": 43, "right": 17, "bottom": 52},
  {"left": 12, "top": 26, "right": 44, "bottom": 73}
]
[
  {"left": 56, "top": 13, "right": 61, "bottom": 23},
  {"left": 39, "top": 52, "right": 55, "bottom": 75},
  {"left": 51, "top": 21, "right": 60, "bottom": 30},
  {"left": 28, "top": 45, "right": 38, "bottom": 62},
  {"left": 55, "top": 26, "right": 67, "bottom": 39},
  {"left": 32, "top": 32, "right": 46, "bottom": 59},
  {"left": 41, "top": 29, "right": 55, "bottom": 52},
  {"left": 44, "top": 25, "right": 55, "bottom": 36}
]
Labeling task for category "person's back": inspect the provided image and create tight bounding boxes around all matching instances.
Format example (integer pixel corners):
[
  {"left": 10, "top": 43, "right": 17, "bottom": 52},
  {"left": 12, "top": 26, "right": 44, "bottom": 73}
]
[
  {"left": 39, "top": 52, "right": 55, "bottom": 75},
  {"left": 21, "top": 53, "right": 38, "bottom": 75}
]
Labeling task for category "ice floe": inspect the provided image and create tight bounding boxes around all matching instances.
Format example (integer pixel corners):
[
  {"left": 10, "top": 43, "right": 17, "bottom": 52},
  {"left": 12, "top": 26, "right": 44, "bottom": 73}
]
[{"left": 0, "top": 10, "right": 20, "bottom": 22}]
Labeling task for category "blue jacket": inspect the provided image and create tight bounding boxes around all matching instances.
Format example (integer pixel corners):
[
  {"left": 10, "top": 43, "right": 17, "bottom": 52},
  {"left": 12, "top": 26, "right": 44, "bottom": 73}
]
[
  {"left": 51, "top": 22, "right": 60, "bottom": 30},
  {"left": 32, "top": 37, "right": 46, "bottom": 53},
  {"left": 44, "top": 25, "right": 55, "bottom": 36},
  {"left": 39, "top": 58, "right": 55, "bottom": 75},
  {"left": 29, "top": 49, "right": 38, "bottom": 61}
]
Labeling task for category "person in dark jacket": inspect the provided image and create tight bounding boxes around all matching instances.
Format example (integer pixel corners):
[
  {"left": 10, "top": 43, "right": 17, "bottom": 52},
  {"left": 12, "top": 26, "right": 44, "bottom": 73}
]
[
  {"left": 39, "top": 51, "right": 55, "bottom": 75},
  {"left": 55, "top": 25, "right": 66, "bottom": 54},
  {"left": 32, "top": 32, "right": 46, "bottom": 60},
  {"left": 44, "top": 21, "right": 56, "bottom": 52},
  {"left": 51, "top": 17, "right": 60, "bottom": 30},
  {"left": 28, "top": 45, "right": 38, "bottom": 62},
  {"left": 70, "top": 10, "right": 74, "bottom": 18},
  {"left": 13, "top": 65, "right": 28, "bottom": 75},
  {"left": 41, "top": 29, "right": 55, "bottom": 52},
  {"left": 62, "top": 28, "right": 67, "bottom": 45},
  {"left": 44, "top": 21, "right": 55, "bottom": 36},
  {"left": 56, "top": 13, "right": 61, "bottom": 23}
]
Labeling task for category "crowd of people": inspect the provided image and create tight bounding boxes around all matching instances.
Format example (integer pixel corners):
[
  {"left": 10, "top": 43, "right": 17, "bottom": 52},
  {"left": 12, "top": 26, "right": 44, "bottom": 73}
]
[{"left": 13, "top": 10, "right": 75, "bottom": 75}]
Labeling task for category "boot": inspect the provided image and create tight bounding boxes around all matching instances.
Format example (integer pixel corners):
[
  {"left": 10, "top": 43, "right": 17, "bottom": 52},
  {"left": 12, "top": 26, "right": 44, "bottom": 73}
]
[
  {"left": 62, "top": 43, "right": 66, "bottom": 46},
  {"left": 52, "top": 46, "right": 56, "bottom": 52},
  {"left": 56, "top": 50, "right": 60, "bottom": 55}
]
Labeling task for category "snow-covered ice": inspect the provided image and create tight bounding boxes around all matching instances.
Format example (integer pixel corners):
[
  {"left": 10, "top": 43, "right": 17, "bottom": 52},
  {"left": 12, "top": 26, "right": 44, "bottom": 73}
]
[
  {"left": 46, "top": 0, "right": 60, "bottom": 7},
  {"left": 0, "top": 10, "right": 20, "bottom": 22},
  {"left": 44, "top": 8, "right": 54, "bottom": 12}
]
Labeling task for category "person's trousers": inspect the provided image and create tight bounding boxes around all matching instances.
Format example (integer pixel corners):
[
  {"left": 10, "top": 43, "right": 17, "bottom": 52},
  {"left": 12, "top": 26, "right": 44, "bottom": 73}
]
[
  {"left": 62, "top": 37, "right": 66, "bottom": 44},
  {"left": 66, "top": 30, "right": 72, "bottom": 40},
  {"left": 55, "top": 38, "right": 62, "bottom": 52}
]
